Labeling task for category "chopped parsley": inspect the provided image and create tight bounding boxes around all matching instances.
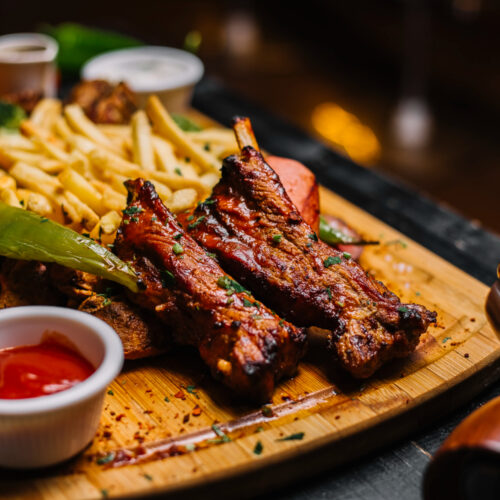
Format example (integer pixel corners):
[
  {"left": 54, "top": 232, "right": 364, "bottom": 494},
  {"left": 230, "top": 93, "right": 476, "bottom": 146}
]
[
  {"left": 243, "top": 297, "right": 254, "bottom": 307},
  {"left": 151, "top": 216, "right": 158, "bottom": 222},
  {"left": 164, "top": 396, "right": 170, "bottom": 402},
  {"left": 96, "top": 451, "right": 115, "bottom": 465},
  {"left": 279, "top": 319, "right": 285, "bottom": 327},
  {"left": 187, "top": 215, "right": 195, "bottom": 221},
  {"left": 160, "top": 269, "right": 176, "bottom": 288},
  {"left": 398, "top": 306, "right": 409, "bottom": 313},
  {"left": 174, "top": 233, "right": 182, "bottom": 240},
  {"left": 122, "top": 206, "right": 143, "bottom": 216},
  {"left": 174, "top": 167, "right": 183, "bottom": 176},
  {"left": 324, "top": 256, "right": 341, "bottom": 268},
  {"left": 204, "top": 143, "right": 211, "bottom": 151},
  {"left": 272, "top": 234, "right": 282, "bottom": 244},
  {"left": 217, "top": 275, "right": 250, "bottom": 295},
  {"left": 107, "top": 389, "right": 114, "bottom": 396},
  {"left": 210, "top": 424, "right": 231, "bottom": 443},
  {"left": 101, "top": 489, "right": 109, "bottom": 498},
  {"left": 172, "top": 242, "right": 184, "bottom": 255},
  {"left": 442, "top": 336, "right": 451, "bottom": 344},
  {"left": 184, "top": 384, "right": 200, "bottom": 399},
  {"left": 308, "top": 233, "right": 318, "bottom": 241},
  {"left": 336, "top": 301, "right": 345, "bottom": 308},
  {"left": 253, "top": 441, "right": 264, "bottom": 455},
  {"left": 206, "top": 252, "right": 217, "bottom": 259},
  {"left": 143, "top": 473, "right": 153, "bottom": 481},
  {"left": 276, "top": 432, "right": 304, "bottom": 442},
  {"left": 185, "top": 443, "right": 196, "bottom": 452},
  {"left": 130, "top": 216, "right": 139, "bottom": 223},
  {"left": 187, "top": 215, "right": 206, "bottom": 230},
  {"left": 326, "top": 287, "right": 332, "bottom": 299},
  {"left": 342, "top": 252, "right": 351, "bottom": 259}
]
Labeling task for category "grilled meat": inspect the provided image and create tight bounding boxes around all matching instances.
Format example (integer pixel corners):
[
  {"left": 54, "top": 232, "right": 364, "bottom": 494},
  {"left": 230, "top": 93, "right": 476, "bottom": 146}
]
[
  {"left": 49, "top": 265, "right": 167, "bottom": 359},
  {"left": 113, "top": 178, "right": 306, "bottom": 401},
  {"left": 185, "top": 145, "right": 437, "bottom": 378},
  {"left": 68, "top": 80, "right": 137, "bottom": 124}
]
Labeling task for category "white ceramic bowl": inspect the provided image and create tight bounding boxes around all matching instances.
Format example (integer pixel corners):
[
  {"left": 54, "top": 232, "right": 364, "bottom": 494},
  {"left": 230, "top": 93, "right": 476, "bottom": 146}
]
[
  {"left": 0, "top": 33, "right": 58, "bottom": 97},
  {"left": 81, "top": 46, "right": 204, "bottom": 111},
  {"left": 0, "top": 306, "right": 123, "bottom": 468}
]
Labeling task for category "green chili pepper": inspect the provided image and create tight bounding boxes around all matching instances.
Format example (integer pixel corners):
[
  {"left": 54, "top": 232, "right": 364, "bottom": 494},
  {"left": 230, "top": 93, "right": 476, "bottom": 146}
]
[{"left": 0, "top": 203, "right": 139, "bottom": 292}]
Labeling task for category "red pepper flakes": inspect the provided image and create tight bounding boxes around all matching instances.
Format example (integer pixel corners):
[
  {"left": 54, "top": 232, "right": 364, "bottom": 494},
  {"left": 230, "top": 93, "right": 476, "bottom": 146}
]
[
  {"left": 115, "top": 414, "right": 125, "bottom": 422},
  {"left": 464, "top": 353, "right": 470, "bottom": 358},
  {"left": 102, "top": 430, "right": 112, "bottom": 439},
  {"left": 134, "top": 432, "right": 145, "bottom": 444},
  {"left": 145, "top": 389, "right": 152, "bottom": 393},
  {"left": 192, "top": 405, "right": 202, "bottom": 417},
  {"left": 110, "top": 411, "right": 116, "bottom": 416},
  {"left": 143, "top": 410, "right": 153, "bottom": 414},
  {"left": 470, "top": 318, "right": 476, "bottom": 322},
  {"left": 174, "top": 390, "right": 186, "bottom": 400},
  {"left": 183, "top": 414, "right": 190, "bottom": 424}
]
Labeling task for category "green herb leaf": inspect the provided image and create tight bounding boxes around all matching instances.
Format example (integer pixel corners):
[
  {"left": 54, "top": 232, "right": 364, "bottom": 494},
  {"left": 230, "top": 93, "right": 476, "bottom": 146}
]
[
  {"left": 276, "top": 432, "right": 304, "bottom": 441},
  {"left": 398, "top": 306, "right": 409, "bottom": 313},
  {"left": 107, "top": 389, "right": 114, "bottom": 396},
  {"left": 324, "top": 256, "right": 342, "bottom": 268},
  {"left": 172, "top": 113, "right": 202, "bottom": 132},
  {"left": 253, "top": 440, "right": 264, "bottom": 455},
  {"left": 187, "top": 215, "right": 206, "bottom": 230},
  {"left": 96, "top": 451, "right": 115, "bottom": 465},
  {"left": 342, "top": 252, "right": 351, "bottom": 259},
  {"left": 143, "top": 473, "right": 153, "bottom": 481},
  {"left": 326, "top": 287, "right": 332, "bottom": 299},
  {"left": 308, "top": 233, "right": 318, "bottom": 242},
  {"left": 172, "top": 242, "right": 184, "bottom": 255},
  {"left": 442, "top": 336, "right": 451, "bottom": 343},
  {"left": 160, "top": 269, "right": 176, "bottom": 288},
  {"left": 272, "top": 234, "right": 282, "bottom": 244},
  {"left": 122, "top": 206, "right": 143, "bottom": 216},
  {"left": 174, "top": 233, "right": 182, "bottom": 240},
  {"left": 261, "top": 406, "right": 273, "bottom": 417},
  {"left": 174, "top": 167, "right": 183, "bottom": 176}
]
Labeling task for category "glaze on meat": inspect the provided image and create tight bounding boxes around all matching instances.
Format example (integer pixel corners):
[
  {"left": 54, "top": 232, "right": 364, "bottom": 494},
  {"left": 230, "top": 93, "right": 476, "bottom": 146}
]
[
  {"left": 113, "top": 178, "right": 306, "bottom": 402},
  {"left": 186, "top": 146, "right": 437, "bottom": 378}
]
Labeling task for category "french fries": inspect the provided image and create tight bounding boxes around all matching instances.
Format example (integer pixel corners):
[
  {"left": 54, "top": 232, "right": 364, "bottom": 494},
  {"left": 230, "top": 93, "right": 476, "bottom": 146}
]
[
  {"left": 0, "top": 96, "right": 225, "bottom": 237},
  {"left": 131, "top": 110, "right": 155, "bottom": 171},
  {"left": 147, "top": 95, "right": 221, "bottom": 173}
]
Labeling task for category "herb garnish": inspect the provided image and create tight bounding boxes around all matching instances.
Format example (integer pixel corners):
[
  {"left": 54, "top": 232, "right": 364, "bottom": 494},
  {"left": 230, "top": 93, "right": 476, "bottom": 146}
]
[
  {"left": 272, "top": 234, "right": 282, "bottom": 244},
  {"left": 187, "top": 215, "right": 206, "bottom": 230},
  {"left": 174, "top": 233, "right": 182, "bottom": 240},
  {"left": 326, "top": 287, "right": 332, "bottom": 299},
  {"left": 253, "top": 441, "right": 264, "bottom": 455},
  {"left": 208, "top": 424, "right": 231, "bottom": 444},
  {"left": 276, "top": 432, "right": 305, "bottom": 441},
  {"left": 217, "top": 275, "right": 250, "bottom": 295},
  {"left": 343, "top": 252, "right": 351, "bottom": 259},
  {"left": 96, "top": 451, "right": 115, "bottom": 465},
  {"left": 122, "top": 206, "right": 143, "bottom": 216},
  {"left": 174, "top": 167, "right": 183, "bottom": 176},
  {"left": 172, "top": 242, "right": 184, "bottom": 255},
  {"left": 160, "top": 269, "right": 176, "bottom": 288},
  {"left": 308, "top": 233, "right": 318, "bottom": 241},
  {"left": 398, "top": 306, "right": 409, "bottom": 313},
  {"left": 324, "top": 256, "right": 341, "bottom": 268}
]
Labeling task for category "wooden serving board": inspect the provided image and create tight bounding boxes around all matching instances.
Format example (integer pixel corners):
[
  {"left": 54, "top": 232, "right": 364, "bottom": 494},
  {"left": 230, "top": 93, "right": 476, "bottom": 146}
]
[{"left": 3, "top": 187, "right": 500, "bottom": 500}]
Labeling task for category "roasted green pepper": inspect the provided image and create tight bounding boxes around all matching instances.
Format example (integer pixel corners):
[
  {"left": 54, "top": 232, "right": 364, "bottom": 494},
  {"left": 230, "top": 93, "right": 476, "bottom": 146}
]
[{"left": 0, "top": 203, "right": 139, "bottom": 292}]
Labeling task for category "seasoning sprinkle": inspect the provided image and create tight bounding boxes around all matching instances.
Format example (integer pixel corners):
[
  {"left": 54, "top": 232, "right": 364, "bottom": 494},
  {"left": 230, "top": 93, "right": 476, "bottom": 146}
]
[
  {"left": 174, "top": 167, "right": 183, "bottom": 176},
  {"left": 308, "top": 233, "right": 318, "bottom": 241},
  {"left": 253, "top": 441, "right": 264, "bottom": 455},
  {"left": 276, "top": 432, "right": 305, "bottom": 441},
  {"left": 174, "top": 233, "right": 182, "bottom": 240},
  {"left": 324, "top": 256, "right": 341, "bottom": 268},
  {"left": 96, "top": 451, "right": 115, "bottom": 465},
  {"left": 398, "top": 306, "right": 409, "bottom": 313},
  {"left": 122, "top": 206, "right": 143, "bottom": 215},
  {"left": 172, "top": 242, "right": 184, "bottom": 255},
  {"left": 143, "top": 473, "right": 153, "bottom": 481},
  {"left": 107, "top": 389, "right": 114, "bottom": 396},
  {"left": 272, "top": 234, "right": 282, "bottom": 244}
]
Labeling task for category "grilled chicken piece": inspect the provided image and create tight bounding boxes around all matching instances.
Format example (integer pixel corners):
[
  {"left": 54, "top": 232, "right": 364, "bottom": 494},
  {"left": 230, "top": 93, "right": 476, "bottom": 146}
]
[
  {"left": 48, "top": 265, "right": 167, "bottom": 359},
  {"left": 114, "top": 178, "right": 306, "bottom": 401},
  {"left": 185, "top": 143, "right": 437, "bottom": 378}
]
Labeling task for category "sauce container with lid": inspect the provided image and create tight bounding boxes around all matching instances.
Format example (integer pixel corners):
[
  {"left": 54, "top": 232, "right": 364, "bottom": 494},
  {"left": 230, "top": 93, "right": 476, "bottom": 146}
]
[
  {"left": 82, "top": 46, "right": 204, "bottom": 111},
  {"left": 0, "top": 33, "right": 58, "bottom": 97}
]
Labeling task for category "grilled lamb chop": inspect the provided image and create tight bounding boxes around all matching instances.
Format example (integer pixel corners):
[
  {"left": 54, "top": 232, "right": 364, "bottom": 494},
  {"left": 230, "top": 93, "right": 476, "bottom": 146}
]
[
  {"left": 185, "top": 128, "right": 436, "bottom": 378},
  {"left": 113, "top": 178, "right": 306, "bottom": 402}
]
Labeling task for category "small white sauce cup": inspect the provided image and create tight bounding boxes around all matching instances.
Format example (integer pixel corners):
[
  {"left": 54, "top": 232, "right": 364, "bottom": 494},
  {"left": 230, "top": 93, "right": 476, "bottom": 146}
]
[
  {"left": 82, "top": 46, "right": 204, "bottom": 111},
  {"left": 0, "top": 33, "right": 59, "bottom": 97},
  {"left": 0, "top": 306, "right": 123, "bottom": 468}
]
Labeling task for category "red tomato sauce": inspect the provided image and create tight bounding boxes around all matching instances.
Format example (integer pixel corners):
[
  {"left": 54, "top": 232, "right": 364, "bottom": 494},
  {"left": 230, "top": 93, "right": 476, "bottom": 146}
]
[{"left": 0, "top": 338, "right": 95, "bottom": 399}]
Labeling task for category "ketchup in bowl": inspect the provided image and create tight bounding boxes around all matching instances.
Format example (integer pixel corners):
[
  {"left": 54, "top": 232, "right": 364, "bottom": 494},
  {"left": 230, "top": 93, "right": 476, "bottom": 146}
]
[{"left": 0, "top": 336, "right": 95, "bottom": 399}]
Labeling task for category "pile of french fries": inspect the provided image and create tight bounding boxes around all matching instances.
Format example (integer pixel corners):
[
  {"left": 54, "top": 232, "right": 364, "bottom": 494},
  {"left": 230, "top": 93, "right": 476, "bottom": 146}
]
[{"left": 0, "top": 95, "right": 239, "bottom": 243}]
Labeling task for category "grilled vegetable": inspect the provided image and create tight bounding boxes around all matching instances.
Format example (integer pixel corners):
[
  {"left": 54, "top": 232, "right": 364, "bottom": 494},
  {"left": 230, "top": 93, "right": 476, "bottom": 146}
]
[{"left": 0, "top": 203, "right": 139, "bottom": 292}]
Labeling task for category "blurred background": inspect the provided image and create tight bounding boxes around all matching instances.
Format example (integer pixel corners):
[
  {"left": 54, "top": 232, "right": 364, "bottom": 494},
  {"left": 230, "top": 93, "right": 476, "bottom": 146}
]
[{"left": 1, "top": 0, "right": 499, "bottom": 233}]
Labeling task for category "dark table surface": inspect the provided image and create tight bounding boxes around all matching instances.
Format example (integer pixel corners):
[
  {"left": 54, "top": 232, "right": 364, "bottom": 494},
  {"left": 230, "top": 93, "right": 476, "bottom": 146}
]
[{"left": 192, "top": 78, "right": 500, "bottom": 500}]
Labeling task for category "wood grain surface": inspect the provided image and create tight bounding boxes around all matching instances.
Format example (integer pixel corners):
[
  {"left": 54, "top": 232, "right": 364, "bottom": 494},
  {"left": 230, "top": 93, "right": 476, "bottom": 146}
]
[{"left": 2, "top": 185, "right": 499, "bottom": 500}]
